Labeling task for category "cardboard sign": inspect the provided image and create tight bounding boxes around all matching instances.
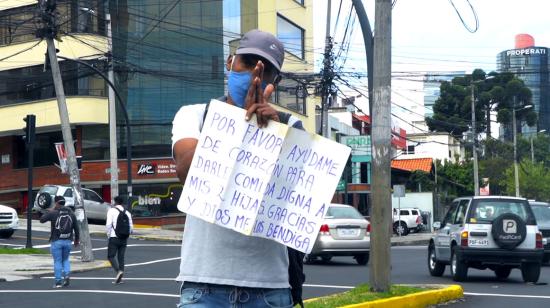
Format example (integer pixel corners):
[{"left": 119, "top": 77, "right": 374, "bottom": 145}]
[{"left": 177, "top": 100, "right": 350, "bottom": 253}]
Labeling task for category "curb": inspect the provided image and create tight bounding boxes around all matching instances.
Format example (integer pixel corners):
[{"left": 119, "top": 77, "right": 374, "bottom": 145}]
[
  {"left": 305, "top": 285, "right": 463, "bottom": 308},
  {"left": 391, "top": 239, "right": 430, "bottom": 247}
]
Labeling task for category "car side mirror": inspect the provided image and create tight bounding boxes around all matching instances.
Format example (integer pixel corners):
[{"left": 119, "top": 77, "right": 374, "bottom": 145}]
[{"left": 433, "top": 221, "right": 441, "bottom": 230}]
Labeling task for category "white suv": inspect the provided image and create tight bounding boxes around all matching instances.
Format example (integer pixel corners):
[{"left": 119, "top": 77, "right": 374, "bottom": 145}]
[
  {"left": 393, "top": 207, "right": 422, "bottom": 236},
  {"left": 0, "top": 204, "right": 19, "bottom": 238},
  {"left": 33, "top": 185, "right": 110, "bottom": 221},
  {"left": 428, "top": 196, "right": 543, "bottom": 282}
]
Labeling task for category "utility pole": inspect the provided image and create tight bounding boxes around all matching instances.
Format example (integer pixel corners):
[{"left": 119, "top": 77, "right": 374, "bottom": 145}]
[
  {"left": 24, "top": 114, "right": 36, "bottom": 249},
  {"left": 321, "top": 0, "right": 333, "bottom": 138},
  {"left": 512, "top": 97, "right": 520, "bottom": 197},
  {"left": 370, "top": 0, "right": 392, "bottom": 292},
  {"left": 471, "top": 84, "right": 479, "bottom": 196},
  {"left": 106, "top": 13, "right": 119, "bottom": 202},
  {"left": 39, "top": 0, "right": 94, "bottom": 261}
]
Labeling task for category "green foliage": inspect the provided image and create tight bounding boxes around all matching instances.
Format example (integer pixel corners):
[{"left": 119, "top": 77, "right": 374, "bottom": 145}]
[
  {"left": 427, "top": 69, "right": 533, "bottom": 138},
  {"left": 500, "top": 159, "right": 550, "bottom": 201}
]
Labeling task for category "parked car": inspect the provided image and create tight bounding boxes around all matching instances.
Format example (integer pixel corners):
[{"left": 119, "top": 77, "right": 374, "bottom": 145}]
[
  {"left": 306, "top": 204, "right": 370, "bottom": 265},
  {"left": 33, "top": 185, "right": 110, "bottom": 221},
  {"left": 529, "top": 201, "right": 550, "bottom": 263},
  {"left": 0, "top": 204, "right": 19, "bottom": 238},
  {"left": 393, "top": 207, "right": 423, "bottom": 236},
  {"left": 428, "top": 196, "right": 543, "bottom": 282}
]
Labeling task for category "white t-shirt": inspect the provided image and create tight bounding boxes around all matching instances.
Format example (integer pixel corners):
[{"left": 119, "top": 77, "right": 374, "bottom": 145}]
[
  {"left": 172, "top": 102, "right": 289, "bottom": 288},
  {"left": 105, "top": 205, "right": 133, "bottom": 238}
]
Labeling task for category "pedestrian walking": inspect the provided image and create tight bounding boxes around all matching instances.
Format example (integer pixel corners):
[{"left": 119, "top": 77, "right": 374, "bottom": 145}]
[
  {"left": 172, "top": 29, "right": 304, "bottom": 307},
  {"left": 106, "top": 196, "right": 133, "bottom": 284},
  {"left": 39, "top": 195, "right": 79, "bottom": 288}
]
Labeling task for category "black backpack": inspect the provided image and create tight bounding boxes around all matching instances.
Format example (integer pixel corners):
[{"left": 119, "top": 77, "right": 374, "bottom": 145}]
[
  {"left": 55, "top": 207, "right": 73, "bottom": 239},
  {"left": 201, "top": 100, "right": 306, "bottom": 306},
  {"left": 114, "top": 207, "right": 131, "bottom": 240}
]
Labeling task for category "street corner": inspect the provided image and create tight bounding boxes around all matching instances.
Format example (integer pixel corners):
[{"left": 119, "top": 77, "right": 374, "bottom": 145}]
[{"left": 340, "top": 284, "right": 464, "bottom": 308}]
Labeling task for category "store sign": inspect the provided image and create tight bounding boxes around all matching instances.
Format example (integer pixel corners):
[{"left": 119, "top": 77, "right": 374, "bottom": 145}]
[
  {"left": 157, "top": 164, "right": 177, "bottom": 174},
  {"left": 137, "top": 163, "right": 156, "bottom": 175},
  {"left": 506, "top": 48, "right": 546, "bottom": 56},
  {"left": 340, "top": 135, "right": 371, "bottom": 163}
]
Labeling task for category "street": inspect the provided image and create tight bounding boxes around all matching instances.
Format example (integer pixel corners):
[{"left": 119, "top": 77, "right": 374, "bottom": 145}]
[{"left": 1, "top": 229, "right": 550, "bottom": 307}]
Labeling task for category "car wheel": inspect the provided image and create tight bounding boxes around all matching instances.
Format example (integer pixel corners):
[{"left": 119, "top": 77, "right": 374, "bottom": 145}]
[
  {"left": 36, "top": 192, "right": 51, "bottom": 209},
  {"left": 521, "top": 262, "right": 541, "bottom": 283},
  {"left": 0, "top": 229, "right": 15, "bottom": 238},
  {"left": 355, "top": 253, "right": 369, "bottom": 265},
  {"left": 450, "top": 246, "right": 468, "bottom": 282},
  {"left": 494, "top": 266, "right": 512, "bottom": 280},
  {"left": 321, "top": 256, "right": 332, "bottom": 263},
  {"left": 303, "top": 254, "right": 316, "bottom": 264},
  {"left": 394, "top": 221, "right": 409, "bottom": 236},
  {"left": 428, "top": 244, "right": 445, "bottom": 277}
]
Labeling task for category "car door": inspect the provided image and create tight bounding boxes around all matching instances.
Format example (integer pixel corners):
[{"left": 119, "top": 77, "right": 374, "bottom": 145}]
[
  {"left": 83, "top": 189, "right": 101, "bottom": 219},
  {"left": 435, "top": 201, "right": 459, "bottom": 261},
  {"left": 449, "top": 200, "right": 469, "bottom": 249}
]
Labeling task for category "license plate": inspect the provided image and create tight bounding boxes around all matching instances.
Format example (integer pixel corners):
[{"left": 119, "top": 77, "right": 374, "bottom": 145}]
[
  {"left": 468, "top": 238, "right": 489, "bottom": 247},
  {"left": 337, "top": 228, "right": 359, "bottom": 237}
]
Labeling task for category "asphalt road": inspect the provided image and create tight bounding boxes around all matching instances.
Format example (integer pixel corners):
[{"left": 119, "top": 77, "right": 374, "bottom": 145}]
[{"left": 1, "top": 229, "right": 550, "bottom": 307}]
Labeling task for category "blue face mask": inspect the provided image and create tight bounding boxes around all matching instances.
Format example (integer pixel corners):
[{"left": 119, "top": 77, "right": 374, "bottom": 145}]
[{"left": 227, "top": 70, "right": 252, "bottom": 108}]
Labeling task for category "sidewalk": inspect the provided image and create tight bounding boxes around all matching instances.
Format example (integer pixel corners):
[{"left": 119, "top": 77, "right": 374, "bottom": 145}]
[{"left": 0, "top": 219, "right": 432, "bottom": 282}]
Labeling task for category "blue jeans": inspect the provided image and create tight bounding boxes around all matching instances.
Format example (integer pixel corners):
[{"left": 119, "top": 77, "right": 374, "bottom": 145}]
[
  {"left": 177, "top": 282, "right": 293, "bottom": 308},
  {"left": 50, "top": 239, "right": 72, "bottom": 283}
]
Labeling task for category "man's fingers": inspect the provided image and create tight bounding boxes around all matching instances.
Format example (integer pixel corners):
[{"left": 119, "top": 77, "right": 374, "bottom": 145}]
[{"left": 263, "top": 84, "right": 275, "bottom": 102}]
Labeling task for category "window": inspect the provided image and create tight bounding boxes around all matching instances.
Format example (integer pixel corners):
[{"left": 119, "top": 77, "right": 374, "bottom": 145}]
[
  {"left": 293, "top": 0, "right": 305, "bottom": 5},
  {"left": 399, "top": 210, "right": 409, "bottom": 216},
  {"left": 453, "top": 200, "right": 469, "bottom": 225},
  {"left": 277, "top": 14, "right": 304, "bottom": 59},
  {"left": 412, "top": 210, "right": 419, "bottom": 215},
  {"left": 407, "top": 145, "right": 415, "bottom": 154},
  {"left": 274, "top": 78, "right": 306, "bottom": 114},
  {"left": 85, "top": 189, "right": 103, "bottom": 203}
]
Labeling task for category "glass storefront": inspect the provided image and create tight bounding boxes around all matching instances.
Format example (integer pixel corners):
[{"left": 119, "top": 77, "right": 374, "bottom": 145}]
[
  {"left": 120, "top": 182, "right": 183, "bottom": 218},
  {"left": 111, "top": 0, "right": 225, "bottom": 159}
]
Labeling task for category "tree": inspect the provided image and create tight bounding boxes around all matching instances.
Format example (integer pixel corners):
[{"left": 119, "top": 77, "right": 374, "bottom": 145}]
[
  {"left": 427, "top": 69, "right": 536, "bottom": 139},
  {"left": 500, "top": 159, "right": 550, "bottom": 201}
]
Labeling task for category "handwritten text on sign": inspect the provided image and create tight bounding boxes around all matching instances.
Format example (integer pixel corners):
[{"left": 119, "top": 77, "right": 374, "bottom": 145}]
[{"left": 177, "top": 100, "right": 351, "bottom": 253}]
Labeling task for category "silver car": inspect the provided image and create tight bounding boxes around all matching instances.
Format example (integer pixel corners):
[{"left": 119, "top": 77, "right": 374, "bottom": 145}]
[
  {"left": 33, "top": 185, "right": 110, "bottom": 221},
  {"left": 428, "top": 196, "right": 543, "bottom": 282},
  {"left": 306, "top": 204, "right": 370, "bottom": 265},
  {"left": 530, "top": 201, "right": 550, "bottom": 263}
]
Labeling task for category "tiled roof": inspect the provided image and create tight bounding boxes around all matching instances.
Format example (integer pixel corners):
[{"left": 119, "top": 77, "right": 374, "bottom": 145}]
[{"left": 391, "top": 158, "right": 433, "bottom": 173}]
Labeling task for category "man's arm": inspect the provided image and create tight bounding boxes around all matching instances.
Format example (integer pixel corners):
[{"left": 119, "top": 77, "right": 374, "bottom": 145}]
[
  {"left": 105, "top": 208, "right": 114, "bottom": 236},
  {"left": 173, "top": 138, "right": 199, "bottom": 184},
  {"left": 71, "top": 212, "right": 80, "bottom": 244},
  {"left": 39, "top": 211, "right": 54, "bottom": 223}
]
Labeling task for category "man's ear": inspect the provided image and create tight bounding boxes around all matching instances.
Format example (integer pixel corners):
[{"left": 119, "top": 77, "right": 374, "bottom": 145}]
[{"left": 226, "top": 55, "right": 233, "bottom": 71}]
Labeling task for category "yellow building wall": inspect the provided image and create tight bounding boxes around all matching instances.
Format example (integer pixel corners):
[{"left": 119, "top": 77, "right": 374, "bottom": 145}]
[
  {"left": 0, "top": 0, "right": 35, "bottom": 11},
  {"left": 0, "top": 34, "right": 108, "bottom": 72},
  {"left": 0, "top": 97, "right": 108, "bottom": 136},
  {"left": 256, "top": 0, "right": 315, "bottom": 132}
]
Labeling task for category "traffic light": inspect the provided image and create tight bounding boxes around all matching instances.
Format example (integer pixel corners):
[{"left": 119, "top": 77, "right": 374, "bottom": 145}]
[{"left": 23, "top": 114, "right": 36, "bottom": 145}]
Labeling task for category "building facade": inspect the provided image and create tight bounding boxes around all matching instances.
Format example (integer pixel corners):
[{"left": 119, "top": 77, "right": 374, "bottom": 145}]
[
  {"left": 0, "top": 0, "right": 313, "bottom": 222},
  {"left": 497, "top": 34, "right": 550, "bottom": 137}
]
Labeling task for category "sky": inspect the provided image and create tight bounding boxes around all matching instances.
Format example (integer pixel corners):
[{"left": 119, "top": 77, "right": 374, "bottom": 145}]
[{"left": 312, "top": 0, "right": 550, "bottom": 132}]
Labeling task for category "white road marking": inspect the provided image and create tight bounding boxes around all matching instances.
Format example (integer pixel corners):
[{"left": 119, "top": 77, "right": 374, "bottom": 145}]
[
  {"left": 125, "top": 257, "right": 181, "bottom": 267},
  {"left": 42, "top": 277, "right": 175, "bottom": 281},
  {"left": 70, "top": 243, "right": 180, "bottom": 254},
  {"left": 464, "top": 292, "right": 550, "bottom": 299},
  {"left": 0, "top": 289, "right": 178, "bottom": 298}
]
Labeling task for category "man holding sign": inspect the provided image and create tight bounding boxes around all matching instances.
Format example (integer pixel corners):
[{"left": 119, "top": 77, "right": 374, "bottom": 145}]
[{"left": 172, "top": 30, "right": 303, "bottom": 307}]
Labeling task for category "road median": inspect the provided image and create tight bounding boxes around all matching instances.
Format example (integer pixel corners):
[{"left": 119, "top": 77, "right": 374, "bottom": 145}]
[{"left": 304, "top": 284, "right": 463, "bottom": 308}]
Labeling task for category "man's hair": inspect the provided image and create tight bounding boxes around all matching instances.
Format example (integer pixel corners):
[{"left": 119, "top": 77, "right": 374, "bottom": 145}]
[{"left": 114, "top": 196, "right": 124, "bottom": 205}]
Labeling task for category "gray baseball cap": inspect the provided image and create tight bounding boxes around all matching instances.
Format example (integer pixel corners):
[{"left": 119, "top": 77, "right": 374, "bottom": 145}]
[{"left": 236, "top": 29, "right": 285, "bottom": 72}]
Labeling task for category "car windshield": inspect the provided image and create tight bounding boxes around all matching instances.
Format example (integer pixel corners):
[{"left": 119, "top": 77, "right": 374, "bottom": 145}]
[
  {"left": 41, "top": 186, "right": 58, "bottom": 195},
  {"left": 531, "top": 205, "right": 550, "bottom": 225},
  {"left": 327, "top": 206, "right": 364, "bottom": 219},
  {"left": 470, "top": 199, "right": 530, "bottom": 223}
]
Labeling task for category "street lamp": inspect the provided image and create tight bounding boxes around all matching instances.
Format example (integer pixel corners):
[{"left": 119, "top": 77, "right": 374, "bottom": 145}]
[
  {"left": 470, "top": 76, "right": 494, "bottom": 195},
  {"left": 512, "top": 102, "right": 533, "bottom": 197}
]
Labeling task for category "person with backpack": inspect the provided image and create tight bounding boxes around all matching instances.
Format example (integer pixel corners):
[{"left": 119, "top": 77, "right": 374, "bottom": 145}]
[
  {"left": 105, "top": 196, "right": 133, "bottom": 284},
  {"left": 172, "top": 29, "right": 305, "bottom": 307},
  {"left": 40, "top": 195, "right": 79, "bottom": 288}
]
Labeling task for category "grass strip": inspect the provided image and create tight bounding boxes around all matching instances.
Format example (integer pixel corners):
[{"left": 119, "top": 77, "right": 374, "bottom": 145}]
[
  {"left": 305, "top": 284, "right": 426, "bottom": 308},
  {"left": 0, "top": 247, "right": 48, "bottom": 254}
]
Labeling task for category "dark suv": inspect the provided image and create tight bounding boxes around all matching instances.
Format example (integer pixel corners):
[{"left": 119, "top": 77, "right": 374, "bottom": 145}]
[{"left": 428, "top": 196, "right": 544, "bottom": 282}]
